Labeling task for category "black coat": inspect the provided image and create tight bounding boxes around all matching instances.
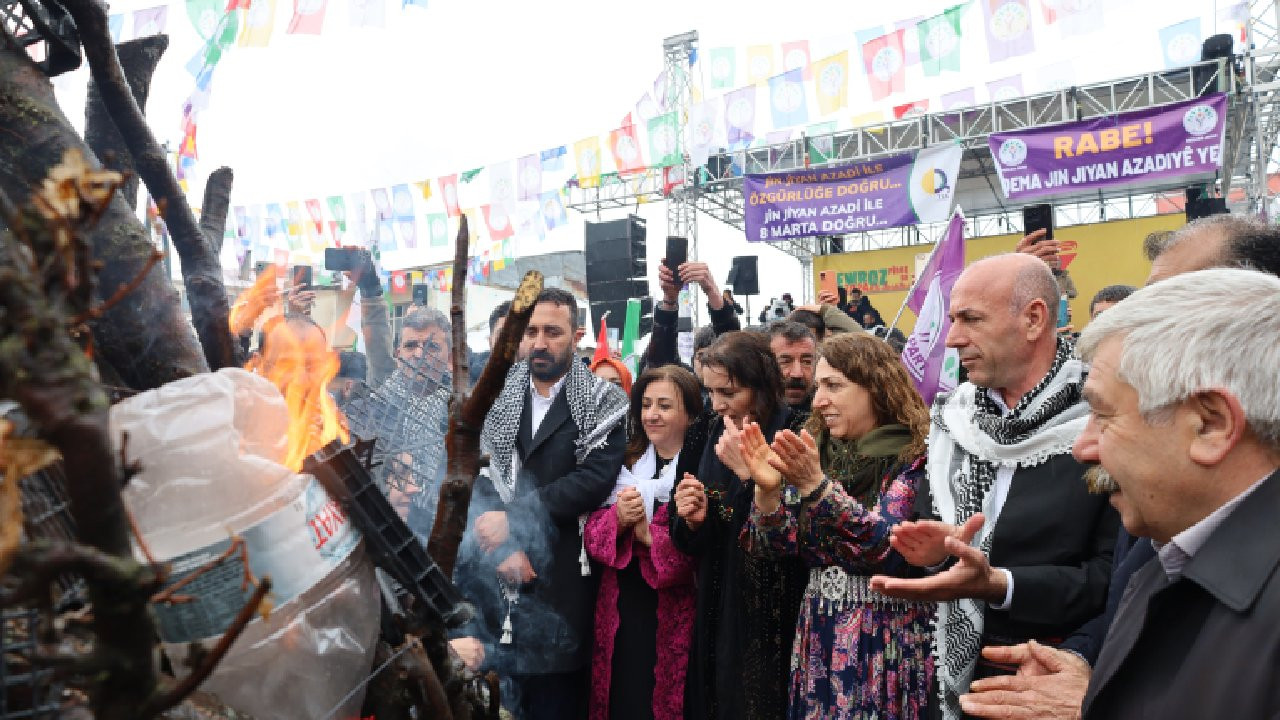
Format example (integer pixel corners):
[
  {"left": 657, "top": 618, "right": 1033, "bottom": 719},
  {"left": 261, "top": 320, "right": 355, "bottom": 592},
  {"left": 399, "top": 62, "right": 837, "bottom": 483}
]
[
  {"left": 1082, "top": 470, "right": 1280, "bottom": 719},
  {"left": 672, "top": 408, "right": 809, "bottom": 720},
  {"left": 1059, "top": 528, "right": 1154, "bottom": 665},
  {"left": 453, "top": 385, "right": 627, "bottom": 676},
  {"left": 916, "top": 453, "right": 1119, "bottom": 649}
]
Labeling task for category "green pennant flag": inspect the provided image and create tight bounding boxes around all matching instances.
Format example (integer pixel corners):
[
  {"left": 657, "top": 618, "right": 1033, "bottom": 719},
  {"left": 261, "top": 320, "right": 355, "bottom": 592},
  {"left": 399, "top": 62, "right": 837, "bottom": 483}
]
[
  {"left": 806, "top": 121, "right": 838, "bottom": 164},
  {"left": 709, "top": 47, "right": 736, "bottom": 90},
  {"left": 918, "top": 3, "right": 967, "bottom": 77},
  {"left": 186, "top": 0, "right": 222, "bottom": 40},
  {"left": 647, "top": 112, "right": 681, "bottom": 167},
  {"left": 327, "top": 195, "right": 347, "bottom": 232},
  {"left": 427, "top": 213, "right": 448, "bottom": 246},
  {"left": 621, "top": 298, "right": 641, "bottom": 377},
  {"left": 460, "top": 167, "right": 484, "bottom": 183}
]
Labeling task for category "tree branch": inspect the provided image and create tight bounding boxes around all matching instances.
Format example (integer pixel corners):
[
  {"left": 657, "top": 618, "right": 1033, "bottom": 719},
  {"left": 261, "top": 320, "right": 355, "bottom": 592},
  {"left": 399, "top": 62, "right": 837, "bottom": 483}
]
[
  {"left": 56, "top": 0, "right": 238, "bottom": 374},
  {"left": 84, "top": 34, "right": 168, "bottom": 211}
]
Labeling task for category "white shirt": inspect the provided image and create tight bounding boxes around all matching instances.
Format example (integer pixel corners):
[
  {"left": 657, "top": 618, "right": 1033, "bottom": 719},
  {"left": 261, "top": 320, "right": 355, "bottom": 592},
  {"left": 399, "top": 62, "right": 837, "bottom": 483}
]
[
  {"left": 529, "top": 373, "right": 568, "bottom": 439},
  {"left": 1155, "top": 470, "right": 1274, "bottom": 581}
]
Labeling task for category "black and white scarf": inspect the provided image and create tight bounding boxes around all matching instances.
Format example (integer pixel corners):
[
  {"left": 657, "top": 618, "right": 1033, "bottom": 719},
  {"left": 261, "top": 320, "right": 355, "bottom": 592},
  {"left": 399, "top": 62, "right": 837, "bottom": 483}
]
[
  {"left": 480, "top": 358, "right": 629, "bottom": 504},
  {"left": 927, "top": 338, "right": 1088, "bottom": 719}
]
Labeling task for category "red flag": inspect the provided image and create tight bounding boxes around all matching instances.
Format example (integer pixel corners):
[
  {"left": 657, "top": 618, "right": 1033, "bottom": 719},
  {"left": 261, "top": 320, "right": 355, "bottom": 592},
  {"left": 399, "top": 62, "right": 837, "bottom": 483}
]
[
  {"left": 227, "top": 0, "right": 251, "bottom": 10},
  {"left": 390, "top": 270, "right": 408, "bottom": 293},
  {"left": 304, "top": 199, "right": 324, "bottom": 234},
  {"left": 481, "top": 204, "right": 513, "bottom": 240},
  {"left": 862, "top": 29, "right": 907, "bottom": 101},
  {"left": 438, "top": 174, "right": 460, "bottom": 217},
  {"left": 592, "top": 316, "right": 611, "bottom": 364},
  {"left": 286, "top": 0, "right": 326, "bottom": 35},
  {"left": 893, "top": 99, "right": 929, "bottom": 118},
  {"left": 609, "top": 124, "right": 645, "bottom": 174}
]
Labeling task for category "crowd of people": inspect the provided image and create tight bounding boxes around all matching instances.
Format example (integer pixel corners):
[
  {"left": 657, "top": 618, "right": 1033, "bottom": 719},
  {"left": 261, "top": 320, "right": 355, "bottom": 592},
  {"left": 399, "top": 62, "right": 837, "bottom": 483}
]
[{"left": 246, "top": 213, "right": 1280, "bottom": 720}]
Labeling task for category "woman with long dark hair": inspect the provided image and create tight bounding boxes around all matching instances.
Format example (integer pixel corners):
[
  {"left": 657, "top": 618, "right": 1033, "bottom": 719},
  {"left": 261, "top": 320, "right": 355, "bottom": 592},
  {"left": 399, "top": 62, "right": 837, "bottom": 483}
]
[
  {"left": 583, "top": 365, "right": 702, "bottom": 720},
  {"left": 740, "top": 332, "right": 935, "bottom": 719},
  {"left": 671, "top": 331, "right": 809, "bottom": 720}
]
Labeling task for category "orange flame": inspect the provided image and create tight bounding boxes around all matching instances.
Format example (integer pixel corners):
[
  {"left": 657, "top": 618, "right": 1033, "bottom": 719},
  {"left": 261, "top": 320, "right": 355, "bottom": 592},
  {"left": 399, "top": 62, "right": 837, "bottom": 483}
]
[
  {"left": 229, "top": 264, "right": 279, "bottom": 336},
  {"left": 239, "top": 294, "right": 348, "bottom": 472}
]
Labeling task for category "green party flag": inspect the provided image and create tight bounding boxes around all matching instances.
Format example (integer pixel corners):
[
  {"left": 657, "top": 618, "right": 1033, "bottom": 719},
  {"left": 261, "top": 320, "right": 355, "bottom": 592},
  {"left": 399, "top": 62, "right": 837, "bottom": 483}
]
[
  {"left": 806, "top": 121, "right": 838, "bottom": 164},
  {"left": 647, "top": 112, "right": 681, "bottom": 167},
  {"left": 460, "top": 167, "right": 484, "bottom": 183},
  {"left": 918, "top": 3, "right": 967, "bottom": 77},
  {"left": 427, "top": 213, "right": 448, "bottom": 246},
  {"left": 327, "top": 195, "right": 347, "bottom": 232},
  {"left": 621, "top": 298, "right": 641, "bottom": 376},
  {"left": 709, "top": 47, "right": 736, "bottom": 90}
]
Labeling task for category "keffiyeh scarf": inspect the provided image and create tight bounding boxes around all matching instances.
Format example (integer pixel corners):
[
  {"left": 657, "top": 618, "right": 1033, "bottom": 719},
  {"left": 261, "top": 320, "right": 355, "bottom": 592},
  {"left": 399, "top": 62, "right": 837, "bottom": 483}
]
[
  {"left": 480, "top": 358, "right": 630, "bottom": 504},
  {"left": 927, "top": 338, "right": 1089, "bottom": 719}
]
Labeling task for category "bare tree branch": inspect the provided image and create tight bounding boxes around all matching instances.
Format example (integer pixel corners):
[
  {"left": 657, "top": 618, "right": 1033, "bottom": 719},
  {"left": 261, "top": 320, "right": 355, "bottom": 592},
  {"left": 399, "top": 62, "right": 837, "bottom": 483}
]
[
  {"left": 84, "top": 34, "right": 168, "bottom": 211},
  {"left": 56, "top": 0, "right": 239, "bottom": 373}
]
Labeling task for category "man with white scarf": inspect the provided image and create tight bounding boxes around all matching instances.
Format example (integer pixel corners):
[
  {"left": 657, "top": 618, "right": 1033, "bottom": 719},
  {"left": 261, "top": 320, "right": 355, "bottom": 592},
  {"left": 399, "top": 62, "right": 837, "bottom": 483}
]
[
  {"left": 870, "top": 253, "right": 1119, "bottom": 720},
  {"left": 450, "top": 288, "right": 629, "bottom": 720}
]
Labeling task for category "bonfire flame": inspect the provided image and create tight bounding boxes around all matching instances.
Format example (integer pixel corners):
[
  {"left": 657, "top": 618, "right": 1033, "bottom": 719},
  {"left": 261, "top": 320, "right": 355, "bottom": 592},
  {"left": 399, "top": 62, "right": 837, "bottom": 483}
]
[{"left": 236, "top": 278, "right": 348, "bottom": 471}]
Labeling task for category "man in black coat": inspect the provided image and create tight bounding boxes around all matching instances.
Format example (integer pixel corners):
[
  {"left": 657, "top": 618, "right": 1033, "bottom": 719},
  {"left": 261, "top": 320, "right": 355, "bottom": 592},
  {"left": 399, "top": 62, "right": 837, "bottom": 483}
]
[
  {"left": 1075, "top": 269, "right": 1280, "bottom": 717},
  {"left": 870, "top": 253, "right": 1117, "bottom": 719},
  {"left": 451, "top": 288, "right": 628, "bottom": 720},
  {"left": 958, "top": 213, "right": 1280, "bottom": 720}
]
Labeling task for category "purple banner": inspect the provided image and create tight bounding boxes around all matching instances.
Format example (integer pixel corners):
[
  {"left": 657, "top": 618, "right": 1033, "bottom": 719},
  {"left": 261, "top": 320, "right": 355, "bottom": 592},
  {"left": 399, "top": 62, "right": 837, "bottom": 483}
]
[
  {"left": 990, "top": 93, "right": 1227, "bottom": 202},
  {"left": 744, "top": 144, "right": 962, "bottom": 242}
]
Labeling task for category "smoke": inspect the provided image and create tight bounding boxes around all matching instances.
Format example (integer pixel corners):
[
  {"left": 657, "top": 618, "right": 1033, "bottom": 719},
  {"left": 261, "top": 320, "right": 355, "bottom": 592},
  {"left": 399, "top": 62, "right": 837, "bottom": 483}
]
[{"left": 451, "top": 466, "right": 587, "bottom": 694}]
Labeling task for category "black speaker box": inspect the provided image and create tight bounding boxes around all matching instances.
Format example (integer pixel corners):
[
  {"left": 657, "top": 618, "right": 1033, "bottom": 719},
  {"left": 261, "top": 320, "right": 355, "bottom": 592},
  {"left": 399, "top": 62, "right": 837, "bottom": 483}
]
[
  {"left": 1186, "top": 197, "right": 1228, "bottom": 221},
  {"left": 589, "top": 279, "right": 649, "bottom": 304},
  {"left": 729, "top": 255, "right": 759, "bottom": 296},
  {"left": 588, "top": 256, "right": 647, "bottom": 283},
  {"left": 585, "top": 216, "right": 647, "bottom": 265}
]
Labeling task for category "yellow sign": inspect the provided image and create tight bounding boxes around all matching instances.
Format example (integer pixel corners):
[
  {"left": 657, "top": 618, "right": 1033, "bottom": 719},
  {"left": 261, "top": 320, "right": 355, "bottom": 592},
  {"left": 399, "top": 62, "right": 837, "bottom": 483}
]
[{"left": 812, "top": 214, "right": 1184, "bottom": 335}]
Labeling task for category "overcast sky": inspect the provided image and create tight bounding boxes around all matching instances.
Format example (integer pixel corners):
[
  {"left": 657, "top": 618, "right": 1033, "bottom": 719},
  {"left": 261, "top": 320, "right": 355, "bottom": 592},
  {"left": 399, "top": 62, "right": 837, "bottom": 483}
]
[{"left": 56, "top": 0, "right": 1228, "bottom": 318}]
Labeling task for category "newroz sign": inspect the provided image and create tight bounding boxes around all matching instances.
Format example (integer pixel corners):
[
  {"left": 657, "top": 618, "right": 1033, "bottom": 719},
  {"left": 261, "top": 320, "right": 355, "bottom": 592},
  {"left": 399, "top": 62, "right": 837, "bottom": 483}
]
[{"left": 989, "top": 94, "right": 1227, "bottom": 201}]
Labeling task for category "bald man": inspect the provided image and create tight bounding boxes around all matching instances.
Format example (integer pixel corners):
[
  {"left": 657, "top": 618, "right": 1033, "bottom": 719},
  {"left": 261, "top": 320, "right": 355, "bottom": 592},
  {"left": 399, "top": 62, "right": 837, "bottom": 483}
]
[{"left": 869, "top": 254, "right": 1119, "bottom": 719}]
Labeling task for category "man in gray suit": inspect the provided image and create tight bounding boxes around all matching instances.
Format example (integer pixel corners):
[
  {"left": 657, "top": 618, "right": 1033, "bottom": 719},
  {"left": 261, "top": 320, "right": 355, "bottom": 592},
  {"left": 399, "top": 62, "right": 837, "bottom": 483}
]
[{"left": 1067, "top": 268, "right": 1279, "bottom": 718}]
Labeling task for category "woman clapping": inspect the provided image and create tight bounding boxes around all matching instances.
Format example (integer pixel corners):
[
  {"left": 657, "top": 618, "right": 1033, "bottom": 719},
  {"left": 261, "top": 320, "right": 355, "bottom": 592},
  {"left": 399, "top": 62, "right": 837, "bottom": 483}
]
[{"left": 741, "top": 332, "right": 935, "bottom": 720}]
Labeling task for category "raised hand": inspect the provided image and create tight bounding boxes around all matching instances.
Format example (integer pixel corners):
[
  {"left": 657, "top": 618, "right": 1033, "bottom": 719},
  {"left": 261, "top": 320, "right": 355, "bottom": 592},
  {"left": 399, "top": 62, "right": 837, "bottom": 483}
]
[
  {"left": 674, "top": 473, "right": 708, "bottom": 530},
  {"left": 615, "top": 487, "right": 646, "bottom": 530},
  {"left": 658, "top": 261, "right": 681, "bottom": 304},
  {"left": 740, "top": 422, "right": 783, "bottom": 493},
  {"left": 1016, "top": 229, "right": 1061, "bottom": 271},
  {"left": 816, "top": 290, "right": 840, "bottom": 306},
  {"left": 715, "top": 418, "right": 752, "bottom": 481},
  {"left": 770, "top": 429, "right": 825, "bottom": 493},
  {"left": 870, "top": 514, "right": 1009, "bottom": 603},
  {"left": 449, "top": 637, "right": 486, "bottom": 672},
  {"left": 887, "top": 513, "right": 985, "bottom": 568},
  {"left": 678, "top": 261, "right": 724, "bottom": 310}
]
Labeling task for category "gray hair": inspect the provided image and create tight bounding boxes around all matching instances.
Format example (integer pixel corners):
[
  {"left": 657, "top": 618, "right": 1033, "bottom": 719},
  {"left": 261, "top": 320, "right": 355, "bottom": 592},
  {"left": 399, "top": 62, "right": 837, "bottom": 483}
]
[
  {"left": 1078, "top": 267, "right": 1280, "bottom": 450},
  {"left": 401, "top": 306, "right": 452, "bottom": 350}
]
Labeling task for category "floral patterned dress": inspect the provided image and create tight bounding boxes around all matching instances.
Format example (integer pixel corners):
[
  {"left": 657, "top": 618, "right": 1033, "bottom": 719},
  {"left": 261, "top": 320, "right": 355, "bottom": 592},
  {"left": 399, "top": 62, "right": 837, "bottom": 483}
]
[{"left": 744, "top": 426, "right": 936, "bottom": 720}]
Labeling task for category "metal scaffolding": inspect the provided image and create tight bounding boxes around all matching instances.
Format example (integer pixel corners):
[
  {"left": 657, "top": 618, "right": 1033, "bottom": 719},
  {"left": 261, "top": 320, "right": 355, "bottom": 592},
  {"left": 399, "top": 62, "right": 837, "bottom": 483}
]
[
  {"left": 567, "top": 6, "right": 1280, "bottom": 293},
  {"left": 661, "top": 30, "right": 700, "bottom": 325}
]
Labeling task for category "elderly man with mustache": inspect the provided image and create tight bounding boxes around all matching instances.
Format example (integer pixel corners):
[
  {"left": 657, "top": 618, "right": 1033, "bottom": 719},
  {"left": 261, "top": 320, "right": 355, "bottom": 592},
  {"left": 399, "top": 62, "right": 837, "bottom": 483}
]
[{"left": 954, "top": 215, "right": 1280, "bottom": 719}]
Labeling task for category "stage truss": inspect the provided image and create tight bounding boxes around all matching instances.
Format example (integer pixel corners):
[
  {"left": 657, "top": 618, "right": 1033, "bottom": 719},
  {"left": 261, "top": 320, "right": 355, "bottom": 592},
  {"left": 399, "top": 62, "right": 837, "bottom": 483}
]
[{"left": 568, "top": 4, "right": 1280, "bottom": 301}]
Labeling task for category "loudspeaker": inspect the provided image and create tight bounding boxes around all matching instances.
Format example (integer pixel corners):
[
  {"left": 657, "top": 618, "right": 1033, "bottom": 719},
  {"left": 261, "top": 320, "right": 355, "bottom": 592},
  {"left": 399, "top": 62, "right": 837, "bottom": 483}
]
[
  {"left": 1195, "top": 34, "right": 1234, "bottom": 97},
  {"left": 1201, "top": 33, "right": 1234, "bottom": 62},
  {"left": 585, "top": 215, "right": 650, "bottom": 338},
  {"left": 729, "top": 256, "right": 759, "bottom": 296},
  {"left": 1186, "top": 197, "right": 1228, "bottom": 221}
]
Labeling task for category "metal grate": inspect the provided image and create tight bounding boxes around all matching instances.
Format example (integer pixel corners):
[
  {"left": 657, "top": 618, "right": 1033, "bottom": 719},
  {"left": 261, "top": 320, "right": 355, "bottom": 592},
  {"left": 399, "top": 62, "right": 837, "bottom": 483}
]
[
  {"left": 0, "top": 0, "right": 81, "bottom": 76},
  {"left": 339, "top": 353, "right": 453, "bottom": 542},
  {"left": 0, "top": 608, "right": 61, "bottom": 719}
]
